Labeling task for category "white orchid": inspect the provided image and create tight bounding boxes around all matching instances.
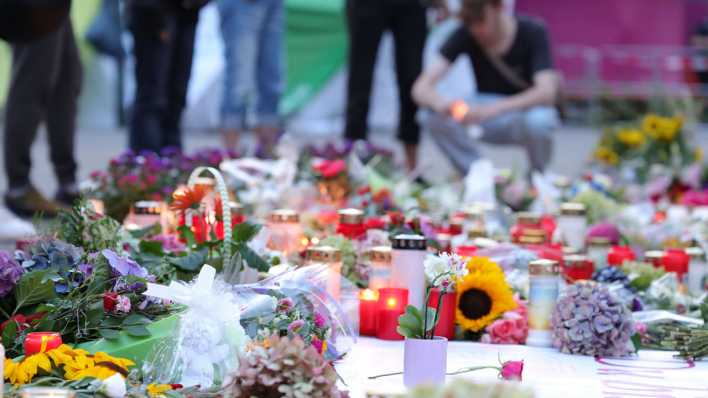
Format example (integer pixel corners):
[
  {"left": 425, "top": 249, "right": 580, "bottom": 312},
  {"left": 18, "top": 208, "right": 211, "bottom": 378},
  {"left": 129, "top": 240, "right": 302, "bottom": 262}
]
[
  {"left": 99, "top": 374, "right": 127, "bottom": 398},
  {"left": 424, "top": 253, "right": 468, "bottom": 292}
]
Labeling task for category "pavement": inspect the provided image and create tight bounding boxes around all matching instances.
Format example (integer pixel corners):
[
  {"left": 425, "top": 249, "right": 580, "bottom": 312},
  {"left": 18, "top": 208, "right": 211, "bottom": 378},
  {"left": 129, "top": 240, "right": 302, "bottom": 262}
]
[{"left": 1, "top": 125, "right": 707, "bottom": 199}]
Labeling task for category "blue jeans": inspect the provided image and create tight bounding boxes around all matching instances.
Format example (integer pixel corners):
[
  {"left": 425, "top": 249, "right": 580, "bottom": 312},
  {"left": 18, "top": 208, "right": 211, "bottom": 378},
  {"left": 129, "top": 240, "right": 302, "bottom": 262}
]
[
  {"left": 423, "top": 94, "right": 559, "bottom": 173},
  {"left": 218, "top": 0, "right": 284, "bottom": 131}
]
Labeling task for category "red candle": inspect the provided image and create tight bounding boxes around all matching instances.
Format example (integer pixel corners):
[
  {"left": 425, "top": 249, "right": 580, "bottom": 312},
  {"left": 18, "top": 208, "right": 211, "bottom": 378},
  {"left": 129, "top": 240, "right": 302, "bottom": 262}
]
[
  {"left": 337, "top": 208, "right": 366, "bottom": 240},
  {"left": 428, "top": 288, "right": 456, "bottom": 340},
  {"left": 359, "top": 289, "right": 379, "bottom": 336},
  {"left": 607, "top": 246, "right": 635, "bottom": 267},
  {"left": 376, "top": 287, "right": 408, "bottom": 341},
  {"left": 663, "top": 248, "right": 690, "bottom": 281},
  {"left": 178, "top": 213, "right": 209, "bottom": 243},
  {"left": 562, "top": 255, "right": 595, "bottom": 283},
  {"left": 24, "top": 332, "right": 62, "bottom": 355}
]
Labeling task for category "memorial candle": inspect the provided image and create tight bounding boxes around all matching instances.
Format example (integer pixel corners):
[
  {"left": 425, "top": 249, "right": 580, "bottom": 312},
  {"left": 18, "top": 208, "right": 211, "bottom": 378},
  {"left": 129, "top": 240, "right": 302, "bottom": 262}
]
[
  {"left": 368, "top": 246, "right": 392, "bottom": 291},
  {"left": 359, "top": 289, "right": 379, "bottom": 336},
  {"left": 527, "top": 259, "right": 560, "bottom": 347},
  {"left": 607, "top": 246, "right": 635, "bottom": 267},
  {"left": 662, "top": 248, "right": 690, "bottom": 282},
  {"left": 557, "top": 202, "right": 587, "bottom": 251},
  {"left": 337, "top": 208, "right": 366, "bottom": 240},
  {"left": 686, "top": 247, "right": 707, "bottom": 295},
  {"left": 428, "top": 288, "right": 456, "bottom": 340},
  {"left": 376, "top": 288, "right": 408, "bottom": 340},
  {"left": 390, "top": 234, "right": 427, "bottom": 309}
]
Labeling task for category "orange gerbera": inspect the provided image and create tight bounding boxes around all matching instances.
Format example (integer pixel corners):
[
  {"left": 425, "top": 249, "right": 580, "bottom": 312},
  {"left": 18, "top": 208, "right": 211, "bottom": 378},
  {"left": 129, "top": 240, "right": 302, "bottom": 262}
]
[{"left": 170, "top": 185, "right": 208, "bottom": 213}]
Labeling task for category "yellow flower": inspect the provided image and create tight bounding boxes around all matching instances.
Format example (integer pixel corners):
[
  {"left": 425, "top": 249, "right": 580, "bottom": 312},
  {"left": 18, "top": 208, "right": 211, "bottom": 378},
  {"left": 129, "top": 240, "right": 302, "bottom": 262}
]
[
  {"left": 147, "top": 384, "right": 174, "bottom": 397},
  {"left": 641, "top": 114, "right": 662, "bottom": 139},
  {"left": 456, "top": 257, "right": 517, "bottom": 332},
  {"left": 5, "top": 352, "right": 52, "bottom": 386},
  {"left": 594, "top": 147, "right": 619, "bottom": 165},
  {"left": 616, "top": 129, "right": 645, "bottom": 148},
  {"left": 696, "top": 148, "right": 704, "bottom": 162}
]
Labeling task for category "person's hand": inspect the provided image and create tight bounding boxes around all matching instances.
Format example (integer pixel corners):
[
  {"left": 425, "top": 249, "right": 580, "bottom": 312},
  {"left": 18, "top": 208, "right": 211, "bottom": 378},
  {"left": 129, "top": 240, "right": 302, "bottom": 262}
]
[
  {"left": 432, "top": 98, "right": 453, "bottom": 115},
  {"left": 461, "top": 104, "right": 501, "bottom": 125}
]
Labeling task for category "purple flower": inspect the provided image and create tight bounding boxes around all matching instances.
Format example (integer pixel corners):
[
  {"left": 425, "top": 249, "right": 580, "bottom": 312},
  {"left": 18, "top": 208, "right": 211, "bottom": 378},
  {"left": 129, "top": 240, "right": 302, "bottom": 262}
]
[
  {"left": 313, "top": 312, "right": 326, "bottom": 329},
  {"left": 101, "top": 249, "right": 149, "bottom": 278},
  {"left": 277, "top": 297, "right": 294, "bottom": 313},
  {"left": 78, "top": 263, "right": 94, "bottom": 277},
  {"left": 0, "top": 251, "right": 24, "bottom": 297},
  {"left": 288, "top": 319, "right": 306, "bottom": 334}
]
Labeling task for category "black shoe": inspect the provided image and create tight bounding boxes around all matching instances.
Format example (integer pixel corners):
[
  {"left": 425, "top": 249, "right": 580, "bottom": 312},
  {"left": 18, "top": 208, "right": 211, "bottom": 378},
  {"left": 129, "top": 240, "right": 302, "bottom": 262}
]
[
  {"left": 55, "top": 189, "right": 81, "bottom": 208},
  {"left": 5, "top": 186, "right": 61, "bottom": 218}
]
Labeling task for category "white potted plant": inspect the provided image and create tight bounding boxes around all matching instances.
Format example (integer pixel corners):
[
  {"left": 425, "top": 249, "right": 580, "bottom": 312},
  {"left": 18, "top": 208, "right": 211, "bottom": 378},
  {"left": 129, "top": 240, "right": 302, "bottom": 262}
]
[{"left": 397, "top": 253, "right": 468, "bottom": 388}]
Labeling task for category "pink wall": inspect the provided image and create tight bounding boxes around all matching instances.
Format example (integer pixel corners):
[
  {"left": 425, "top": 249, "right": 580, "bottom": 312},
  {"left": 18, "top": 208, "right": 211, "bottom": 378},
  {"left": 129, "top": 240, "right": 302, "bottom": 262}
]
[{"left": 516, "top": 0, "right": 708, "bottom": 89}]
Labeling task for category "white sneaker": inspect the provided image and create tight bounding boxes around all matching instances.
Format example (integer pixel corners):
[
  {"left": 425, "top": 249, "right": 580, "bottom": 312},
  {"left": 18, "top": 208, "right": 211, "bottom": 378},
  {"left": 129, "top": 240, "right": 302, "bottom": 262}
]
[{"left": 0, "top": 207, "right": 36, "bottom": 241}]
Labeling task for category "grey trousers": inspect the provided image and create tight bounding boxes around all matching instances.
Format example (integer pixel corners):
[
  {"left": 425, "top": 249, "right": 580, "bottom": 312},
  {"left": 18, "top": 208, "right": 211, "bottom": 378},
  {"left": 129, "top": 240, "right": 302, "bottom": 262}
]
[
  {"left": 423, "top": 94, "right": 559, "bottom": 174},
  {"left": 3, "top": 19, "right": 82, "bottom": 190}
]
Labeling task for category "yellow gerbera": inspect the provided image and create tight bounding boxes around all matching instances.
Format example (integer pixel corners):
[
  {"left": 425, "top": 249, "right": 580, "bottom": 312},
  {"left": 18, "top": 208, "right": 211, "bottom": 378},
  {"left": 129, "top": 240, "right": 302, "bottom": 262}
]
[
  {"left": 616, "top": 129, "right": 645, "bottom": 148},
  {"left": 147, "top": 383, "right": 174, "bottom": 397},
  {"left": 656, "top": 116, "right": 681, "bottom": 141},
  {"left": 696, "top": 148, "right": 703, "bottom": 162},
  {"left": 456, "top": 257, "right": 516, "bottom": 332}
]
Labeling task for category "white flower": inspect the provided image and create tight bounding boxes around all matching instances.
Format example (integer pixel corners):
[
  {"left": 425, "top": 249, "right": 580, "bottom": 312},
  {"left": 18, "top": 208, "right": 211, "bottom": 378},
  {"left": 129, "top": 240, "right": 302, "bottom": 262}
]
[
  {"left": 441, "top": 252, "right": 468, "bottom": 280},
  {"left": 99, "top": 374, "right": 126, "bottom": 398},
  {"left": 424, "top": 254, "right": 448, "bottom": 283}
]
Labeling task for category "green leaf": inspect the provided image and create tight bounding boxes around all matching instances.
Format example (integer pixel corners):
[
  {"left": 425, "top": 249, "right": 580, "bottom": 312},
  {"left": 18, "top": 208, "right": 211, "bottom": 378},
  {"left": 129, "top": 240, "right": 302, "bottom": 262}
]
[
  {"left": 424, "top": 308, "right": 438, "bottom": 332},
  {"left": 99, "top": 328, "right": 121, "bottom": 340},
  {"left": 139, "top": 240, "right": 164, "bottom": 256},
  {"left": 238, "top": 245, "right": 269, "bottom": 272},
  {"left": 177, "top": 225, "right": 196, "bottom": 247},
  {"left": 122, "top": 314, "right": 152, "bottom": 327},
  {"left": 124, "top": 325, "right": 151, "bottom": 337},
  {"left": 130, "top": 223, "right": 162, "bottom": 239},
  {"left": 232, "top": 222, "right": 262, "bottom": 243},
  {"left": 168, "top": 248, "right": 208, "bottom": 272},
  {"left": 3, "top": 320, "right": 17, "bottom": 348},
  {"left": 396, "top": 326, "right": 416, "bottom": 339},
  {"left": 397, "top": 306, "right": 425, "bottom": 338},
  {"left": 14, "top": 271, "right": 56, "bottom": 311}
]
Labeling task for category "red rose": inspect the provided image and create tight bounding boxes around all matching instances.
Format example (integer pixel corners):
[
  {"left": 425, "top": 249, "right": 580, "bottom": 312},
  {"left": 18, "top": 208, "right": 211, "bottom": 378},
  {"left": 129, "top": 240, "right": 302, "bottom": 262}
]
[
  {"left": 314, "top": 159, "right": 346, "bottom": 178},
  {"left": 500, "top": 360, "right": 524, "bottom": 381},
  {"left": 103, "top": 292, "right": 118, "bottom": 312}
]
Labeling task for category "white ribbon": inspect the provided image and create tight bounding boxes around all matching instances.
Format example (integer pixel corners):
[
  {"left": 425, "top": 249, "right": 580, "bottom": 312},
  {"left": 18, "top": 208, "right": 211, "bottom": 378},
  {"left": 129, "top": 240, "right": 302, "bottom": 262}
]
[{"left": 144, "top": 264, "right": 216, "bottom": 306}]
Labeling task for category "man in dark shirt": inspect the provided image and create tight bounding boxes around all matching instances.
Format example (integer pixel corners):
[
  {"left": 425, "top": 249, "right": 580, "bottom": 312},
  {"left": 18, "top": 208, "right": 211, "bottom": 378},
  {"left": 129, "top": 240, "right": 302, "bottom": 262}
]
[{"left": 413, "top": 0, "right": 559, "bottom": 174}]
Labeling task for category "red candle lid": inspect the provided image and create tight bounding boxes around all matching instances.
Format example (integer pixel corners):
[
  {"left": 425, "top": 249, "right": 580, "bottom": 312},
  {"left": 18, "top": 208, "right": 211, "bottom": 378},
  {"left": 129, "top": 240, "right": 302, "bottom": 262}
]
[
  {"left": 24, "top": 332, "right": 62, "bottom": 356},
  {"left": 607, "top": 246, "right": 635, "bottom": 266}
]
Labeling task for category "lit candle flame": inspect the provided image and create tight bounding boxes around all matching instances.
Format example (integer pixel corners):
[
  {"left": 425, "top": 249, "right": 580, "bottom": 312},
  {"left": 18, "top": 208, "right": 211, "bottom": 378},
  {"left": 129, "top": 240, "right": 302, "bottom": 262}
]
[
  {"left": 450, "top": 100, "right": 470, "bottom": 122},
  {"left": 360, "top": 289, "right": 379, "bottom": 301},
  {"left": 386, "top": 297, "right": 397, "bottom": 308}
]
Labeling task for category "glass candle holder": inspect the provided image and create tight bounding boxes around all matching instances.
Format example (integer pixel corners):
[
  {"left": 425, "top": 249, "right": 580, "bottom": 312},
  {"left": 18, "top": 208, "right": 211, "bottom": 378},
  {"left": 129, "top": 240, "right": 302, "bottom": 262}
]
[
  {"left": 427, "top": 288, "right": 456, "bottom": 340},
  {"left": 607, "top": 246, "right": 636, "bottom": 267},
  {"left": 306, "top": 245, "right": 342, "bottom": 300},
  {"left": 562, "top": 254, "right": 594, "bottom": 283},
  {"left": 376, "top": 287, "right": 408, "bottom": 340},
  {"left": 368, "top": 246, "right": 392, "bottom": 291},
  {"left": 557, "top": 202, "right": 587, "bottom": 250},
  {"left": 526, "top": 259, "right": 560, "bottom": 347},
  {"left": 215, "top": 201, "right": 245, "bottom": 239},
  {"left": 24, "top": 332, "right": 62, "bottom": 355},
  {"left": 337, "top": 208, "right": 366, "bottom": 240},
  {"left": 587, "top": 236, "right": 611, "bottom": 270},
  {"left": 662, "top": 248, "right": 690, "bottom": 282},
  {"left": 267, "top": 209, "right": 304, "bottom": 257},
  {"left": 461, "top": 205, "right": 485, "bottom": 235},
  {"left": 390, "top": 234, "right": 427, "bottom": 310},
  {"left": 644, "top": 250, "right": 665, "bottom": 268},
  {"left": 359, "top": 289, "right": 380, "bottom": 336},
  {"left": 124, "top": 200, "right": 164, "bottom": 231},
  {"left": 686, "top": 247, "right": 707, "bottom": 295}
]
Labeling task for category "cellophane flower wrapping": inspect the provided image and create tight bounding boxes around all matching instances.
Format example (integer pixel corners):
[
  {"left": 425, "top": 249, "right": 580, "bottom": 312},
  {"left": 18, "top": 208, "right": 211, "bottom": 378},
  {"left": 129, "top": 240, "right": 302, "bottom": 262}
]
[{"left": 141, "top": 264, "right": 357, "bottom": 389}]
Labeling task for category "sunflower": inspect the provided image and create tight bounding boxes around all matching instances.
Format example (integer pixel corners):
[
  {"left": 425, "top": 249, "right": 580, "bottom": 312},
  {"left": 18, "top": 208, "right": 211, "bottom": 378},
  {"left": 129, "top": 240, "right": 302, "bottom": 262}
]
[
  {"left": 616, "top": 129, "right": 645, "bottom": 148},
  {"left": 594, "top": 147, "right": 619, "bottom": 165},
  {"left": 170, "top": 185, "right": 209, "bottom": 213},
  {"left": 147, "top": 384, "right": 175, "bottom": 397},
  {"left": 641, "top": 114, "right": 662, "bottom": 139},
  {"left": 456, "top": 257, "right": 516, "bottom": 332}
]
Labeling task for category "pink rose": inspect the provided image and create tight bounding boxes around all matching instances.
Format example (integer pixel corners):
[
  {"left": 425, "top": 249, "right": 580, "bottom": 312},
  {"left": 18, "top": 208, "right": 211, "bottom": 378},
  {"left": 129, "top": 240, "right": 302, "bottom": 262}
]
[{"left": 500, "top": 360, "right": 524, "bottom": 381}]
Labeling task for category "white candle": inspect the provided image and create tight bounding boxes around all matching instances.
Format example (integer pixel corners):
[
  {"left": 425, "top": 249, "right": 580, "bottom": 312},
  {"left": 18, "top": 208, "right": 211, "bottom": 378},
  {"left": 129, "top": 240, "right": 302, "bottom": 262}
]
[
  {"left": 390, "top": 234, "right": 427, "bottom": 310},
  {"left": 557, "top": 202, "right": 587, "bottom": 251},
  {"left": 687, "top": 247, "right": 707, "bottom": 295},
  {"left": 526, "top": 259, "right": 560, "bottom": 347},
  {"left": 368, "top": 246, "right": 392, "bottom": 291}
]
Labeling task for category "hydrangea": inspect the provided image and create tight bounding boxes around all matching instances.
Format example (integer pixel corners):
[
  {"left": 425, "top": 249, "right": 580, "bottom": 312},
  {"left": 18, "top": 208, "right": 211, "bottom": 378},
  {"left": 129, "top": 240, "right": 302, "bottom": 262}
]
[
  {"left": 222, "top": 334, "right": 348, "bottom": 398},
  {"left": 0, "top": 250, "right": 24, "bottom": 297},
  {"left": 102, "top": 249, "right": 149, "bottom": 278},
  {"left": 551, "top": 281, "right": 634, "bottom": 357}
]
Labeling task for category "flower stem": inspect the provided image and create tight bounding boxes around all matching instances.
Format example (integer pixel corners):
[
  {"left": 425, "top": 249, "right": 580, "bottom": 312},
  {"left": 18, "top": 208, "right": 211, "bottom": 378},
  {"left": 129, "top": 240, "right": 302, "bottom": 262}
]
[
  {"left": 430, "top": 289, "right": 445, "bottom": 339},
  {"left": 368, "top": 371, "right": 403, "bottom": 380},
  {"left": 446, "top": 366, "right": 500, "bottom": 376}
]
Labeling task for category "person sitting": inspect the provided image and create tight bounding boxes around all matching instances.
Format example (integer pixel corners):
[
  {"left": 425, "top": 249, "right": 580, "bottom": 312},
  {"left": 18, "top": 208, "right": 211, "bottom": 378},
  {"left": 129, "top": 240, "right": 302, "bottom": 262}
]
[{"left": 412, "top": 0, "right": 560, "bottom": 175}]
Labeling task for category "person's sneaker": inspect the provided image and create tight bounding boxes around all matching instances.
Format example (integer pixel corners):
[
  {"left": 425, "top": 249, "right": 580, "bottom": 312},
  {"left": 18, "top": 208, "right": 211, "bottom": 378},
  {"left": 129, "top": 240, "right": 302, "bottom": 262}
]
[
  {"left": 55, "top": 184, "right": 81, "bottom": 208},
  {"left": 5, "top": 186, "right": 61, "bottom": 218},
  {"left": 0, "top": 207, "right": 35, "bottom": 240}
]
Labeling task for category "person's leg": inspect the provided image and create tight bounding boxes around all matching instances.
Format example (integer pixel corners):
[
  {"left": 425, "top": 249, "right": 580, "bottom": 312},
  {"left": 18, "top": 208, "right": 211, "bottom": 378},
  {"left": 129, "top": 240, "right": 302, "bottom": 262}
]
[
  {"left": 474, "top": 94, "right": 558, "bottom": 172},
  {"left": 344, "top": 0, "right": 386, "bottom": 142},
  {"left": 254, "top": 0, "right": 284, "bottom": 156},
  {"left": 3, "top": 20, "right": 65, "bottom": 216},
  {"left": 423, "top": 110, "right": 483, "bottom": 174},
  {"left": 389, "top": 0, "right": 427, "bottom": 171},
  {"left": 128, "top": 5, "right": 171, "bottom": 152},
  {"left": 162, "top": 10, "right": 199, "bottom": 150},
  {"left": 46, "top": 20, "right": 82, "bottom": 205},
  {"left": 218, "top": 0, "right": 265, "bottom": 152}
]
